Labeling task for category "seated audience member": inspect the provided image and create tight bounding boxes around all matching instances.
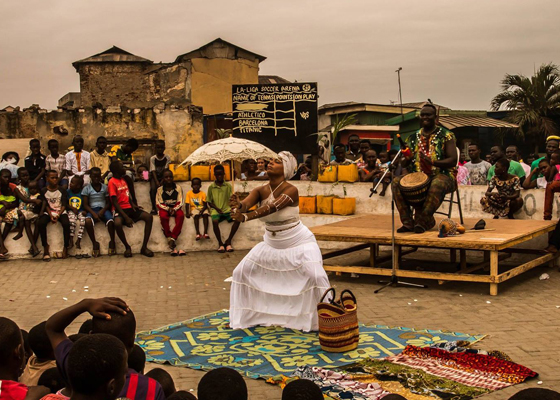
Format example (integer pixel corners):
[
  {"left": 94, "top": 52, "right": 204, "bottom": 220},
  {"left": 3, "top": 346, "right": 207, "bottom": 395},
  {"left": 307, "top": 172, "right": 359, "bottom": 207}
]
[
  {"left": 508, "top": 388, "right": 560, "bottom": 400},
  {"left": 82, "top": 167, "right": 115, "bottom": 257},
  {"left": 45, "top": 297, "right": 165, "bottom": 400},
  {"left": 294, "top": 157, "right": 312, "bottom": 181},
  {"left": 20, "top": 322, "right": 56, "bottom": 386},
  {"left": 149, "top": 140, "right": 171, "bottom": 214},
  {"left": 145, "top": 369, "right": 176, "bottom": 398},
  {"left": 487, "top": 145, "right": 525, "bottom": 185},
  {"left": 465, "top": 143, "right": 492, "bottom": 185},
  {"left": 480, "top": 158, "right": 523, "bottom": 219},
  {"left": 37, "top": 170, "right": 71, "bottom": 261},
  {"left": 128, "top": 345, "right": 146, "bottom": 374},
  {"left": 355, "top": 140, "right": 371, "bottom": 169},
  {"left": 14, "top": 179, "right": 42, "bottom": 258},
  {"left": 207, "top": 165, "right": 239, "bottom": 253},
  {"left": 0, "top": 151, "right": 20, "bottom": 181},
  {"left": 241, "top": 159, "right": 266, "bottom": 180},
  {"left": 156, "top": 169, "right": 185, "bottom": 254},
  {"left": 282, "top": 379, "right": 322, "bottom": 400},
  {"left": 359, "top": 150, "right": 379, "bottom": 182},
  {"left": 526, "top": 153, "right": 538, "bottom": 167},
  {"left": 67, "top": 176, "right": 87, "bottom": 252},
  {"left": 108, "top": 161, "right": 154, "bottom": 258},
  {"left": 66, "top": 334, "right": 128, "bottom": 400},
  {"left": 330, "top": 144, "right": 354, "bottom": 165},
  {"left": 65, "top": 136, "right": 90, "bottom": 186},
  {"left": 0, "top": 317, "right": 49, "bottom": 400},
  {"left": 37, "top": 368, "right": 65, "bottom": 395},
  {"left": 25, "top": 139, "right": 47, "bottom": 190},
  {"left": 185, "top": 177, "right": 209, "bottom": 241},
  {"left": 345, "top": 134, "right": 361, "bottom": 161},
  {"left": 543, "top": 152, "right": 560, "bottom": 220},
  {"left": 197, "top": 368, "right": 247, "bottom": 400},
  {"left": 45, "top": 140, "right": 68, "bottom": 189},
  {"left": 167, "top": 391, "right": 197, "bottom": 400}
]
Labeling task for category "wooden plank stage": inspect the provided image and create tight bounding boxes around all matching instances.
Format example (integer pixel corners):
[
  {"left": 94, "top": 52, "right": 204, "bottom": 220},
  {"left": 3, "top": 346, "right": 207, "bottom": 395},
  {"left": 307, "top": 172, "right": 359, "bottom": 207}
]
[{"left": 312, "top": 215, "right": 560, "bottom": 295}]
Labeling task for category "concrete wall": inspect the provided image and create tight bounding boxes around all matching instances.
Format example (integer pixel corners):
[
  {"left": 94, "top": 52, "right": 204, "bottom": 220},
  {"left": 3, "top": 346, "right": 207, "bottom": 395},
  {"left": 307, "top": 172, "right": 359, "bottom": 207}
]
[
  {"left": 3, "top": 182, "right": 555, "bottom": 259},
  {"left": 190, "top": 58, "right": 259, "bottom": 115},
  {"left": 0, "top": 106, "right": 203, "bottom": 164}
]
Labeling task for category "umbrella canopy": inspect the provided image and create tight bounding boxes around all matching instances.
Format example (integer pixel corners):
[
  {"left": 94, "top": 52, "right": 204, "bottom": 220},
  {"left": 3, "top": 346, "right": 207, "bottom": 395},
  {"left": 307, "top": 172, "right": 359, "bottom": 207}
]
[{"left": 180, "top": 137, "right": 278, "bottom": 165}]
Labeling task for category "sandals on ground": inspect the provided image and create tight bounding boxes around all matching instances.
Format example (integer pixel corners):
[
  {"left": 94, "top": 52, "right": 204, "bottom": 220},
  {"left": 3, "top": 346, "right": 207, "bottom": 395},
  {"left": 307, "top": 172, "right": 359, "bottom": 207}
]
[
  {"left": 178, "top": 249, "right": 186, "bottom": 256},
  {"left": 170, "top": 249, "right": 179, "bottom": 257},
  {"left": 141, "top": 248, "right": 154, "bottom": 258},
  {"left": 217, "top": 246, "right": 226, "bottom": 253},
  {"left": 203, "top": 234, "right": 210, "bottom": 239},
  {"left": 43, "top": 254, "right": 51, "bottom": 262},
  {"left": 195, "top": 234, "right": 201, "bottom": 241},
  {"left": 124, "top": 248, "right": 133, "bottom": 258},
  {"left": 226, "top": 245, "right": 234, "bottom": 253},
  {"left": 92, "top": 249, "right": 101, "bottom": 258}
]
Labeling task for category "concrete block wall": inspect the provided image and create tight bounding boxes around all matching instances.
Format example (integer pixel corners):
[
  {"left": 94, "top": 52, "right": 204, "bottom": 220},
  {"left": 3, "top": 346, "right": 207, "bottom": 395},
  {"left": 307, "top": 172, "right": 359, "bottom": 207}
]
[{"left": 3, "top": 181, "right": 555, "bottom": 258}]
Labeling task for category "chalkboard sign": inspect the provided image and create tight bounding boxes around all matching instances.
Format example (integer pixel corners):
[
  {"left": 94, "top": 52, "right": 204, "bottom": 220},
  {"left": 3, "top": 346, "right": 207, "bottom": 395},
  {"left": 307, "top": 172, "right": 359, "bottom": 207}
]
[{"left": 232, "top": 83, "right": 318, "bottom": 154}]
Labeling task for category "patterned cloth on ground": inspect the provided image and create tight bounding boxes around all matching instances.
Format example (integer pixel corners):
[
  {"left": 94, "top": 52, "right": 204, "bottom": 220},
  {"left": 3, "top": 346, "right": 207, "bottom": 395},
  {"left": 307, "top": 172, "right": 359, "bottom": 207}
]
[
  {"left": 135, "top": 310, "right": 485, "bottom": 380},
  {"left": 387, "top": 345, "right": 537, "bottom": 391}
]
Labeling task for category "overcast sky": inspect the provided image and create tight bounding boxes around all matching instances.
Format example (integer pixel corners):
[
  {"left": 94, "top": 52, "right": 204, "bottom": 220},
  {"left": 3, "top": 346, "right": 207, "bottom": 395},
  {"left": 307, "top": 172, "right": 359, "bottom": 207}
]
[{"left": 1, "top": 0, "right": 559, "bottom": 111}]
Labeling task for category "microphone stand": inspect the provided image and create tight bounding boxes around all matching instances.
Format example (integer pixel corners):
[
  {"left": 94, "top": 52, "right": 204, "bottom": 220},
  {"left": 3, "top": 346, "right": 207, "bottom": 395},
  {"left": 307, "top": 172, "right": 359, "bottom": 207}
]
[{"left": 373, "top": 66, "right": 426, "bottom": 293}]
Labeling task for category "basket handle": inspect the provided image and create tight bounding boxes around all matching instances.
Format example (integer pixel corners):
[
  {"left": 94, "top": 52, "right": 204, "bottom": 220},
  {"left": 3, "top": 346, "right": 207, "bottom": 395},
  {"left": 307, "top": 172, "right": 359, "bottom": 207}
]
[
  {"left": 340, "top": 289, "right": 357, "bottom": 304},
  {"left": 319, "top": 288, "right": 336, "bottom": 304}
]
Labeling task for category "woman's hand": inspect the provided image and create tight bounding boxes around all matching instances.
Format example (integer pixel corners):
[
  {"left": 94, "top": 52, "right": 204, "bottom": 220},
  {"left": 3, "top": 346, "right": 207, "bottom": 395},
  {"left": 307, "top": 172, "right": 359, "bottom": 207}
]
[
  {"left": 229, "top": 194, "right": 241, "bottom": 211},
  {"left": 232, "top": 209, "right": 245, "bottom": 223}
]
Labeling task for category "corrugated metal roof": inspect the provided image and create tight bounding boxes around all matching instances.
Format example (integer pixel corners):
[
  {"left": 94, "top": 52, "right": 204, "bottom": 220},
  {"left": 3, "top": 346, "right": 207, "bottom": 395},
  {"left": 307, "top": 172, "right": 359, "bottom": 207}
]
[
  {"left": 439, "top": 115, "right": 518, "bottom": 129},
  {"left": 401, "top": 101, "right": 450, "bottom": 110},
  {"left": 341, "top": 124, "right": 400, "bottom": 132},
  {"left": 175, "top": 38, "right": 266, "bottom": 63},
  {"left": 73, "top": 46, "right": 152, "bottom": 69},
  {"left": 258, "top": 75, "right": 291, "bottom": 84}
]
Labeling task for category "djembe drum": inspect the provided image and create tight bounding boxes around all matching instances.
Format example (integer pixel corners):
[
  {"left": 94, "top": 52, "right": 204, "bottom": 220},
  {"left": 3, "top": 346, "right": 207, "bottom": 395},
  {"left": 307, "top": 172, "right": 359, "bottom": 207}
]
[{"left": 398, "top": 172, "right": 431, "bottom": 205}]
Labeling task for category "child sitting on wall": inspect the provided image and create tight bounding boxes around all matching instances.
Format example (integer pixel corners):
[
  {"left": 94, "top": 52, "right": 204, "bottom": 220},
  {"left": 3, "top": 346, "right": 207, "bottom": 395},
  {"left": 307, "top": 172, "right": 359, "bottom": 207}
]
[{"left": 156, "top": 169, "right": 185, "bottom": 255}]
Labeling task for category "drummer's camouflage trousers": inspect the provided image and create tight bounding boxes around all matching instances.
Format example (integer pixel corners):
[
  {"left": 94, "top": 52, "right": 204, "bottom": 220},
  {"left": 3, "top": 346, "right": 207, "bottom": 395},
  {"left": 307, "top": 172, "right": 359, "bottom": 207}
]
[{"left": 392, "top": 174, "right": 456, "bottom": 230}]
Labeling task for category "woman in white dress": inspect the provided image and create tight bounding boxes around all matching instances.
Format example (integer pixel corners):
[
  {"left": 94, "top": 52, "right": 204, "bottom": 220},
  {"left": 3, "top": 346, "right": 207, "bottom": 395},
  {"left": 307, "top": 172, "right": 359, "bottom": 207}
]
[{"left": 229, "top": 152, "right": 331, "bottom": 332}]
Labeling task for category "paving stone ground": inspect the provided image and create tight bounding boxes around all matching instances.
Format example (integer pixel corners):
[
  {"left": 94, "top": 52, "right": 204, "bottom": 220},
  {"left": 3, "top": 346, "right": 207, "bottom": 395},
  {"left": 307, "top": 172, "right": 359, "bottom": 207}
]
[{"left": 1, "top": 248, "right": 559, "bottom": 399}]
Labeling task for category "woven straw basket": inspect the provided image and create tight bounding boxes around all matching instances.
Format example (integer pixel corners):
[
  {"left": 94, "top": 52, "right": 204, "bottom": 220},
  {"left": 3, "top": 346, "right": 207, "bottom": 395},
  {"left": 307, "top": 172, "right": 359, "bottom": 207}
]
[{"left": 317, "top": 288, "right": 359, "bottom": 352}]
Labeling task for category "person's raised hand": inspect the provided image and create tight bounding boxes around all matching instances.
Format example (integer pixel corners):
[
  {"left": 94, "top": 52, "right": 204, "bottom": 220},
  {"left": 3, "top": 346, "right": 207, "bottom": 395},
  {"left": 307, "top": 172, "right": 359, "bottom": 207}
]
[{"left": 85, "top": 297, "right": 129, "bottom": 319}]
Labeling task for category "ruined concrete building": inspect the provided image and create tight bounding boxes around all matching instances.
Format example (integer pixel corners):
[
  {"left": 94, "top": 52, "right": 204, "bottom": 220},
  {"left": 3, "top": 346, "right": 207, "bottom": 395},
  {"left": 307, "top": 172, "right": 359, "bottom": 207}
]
[{"left": 2, "top": 38, "right": 271, "bottom": 162}]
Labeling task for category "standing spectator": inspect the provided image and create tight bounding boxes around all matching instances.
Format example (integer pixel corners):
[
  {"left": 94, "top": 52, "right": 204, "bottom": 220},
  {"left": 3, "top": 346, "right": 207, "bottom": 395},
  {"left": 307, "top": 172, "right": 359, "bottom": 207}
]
[
  {"left": 330, "top": 144, "right": 354, "bottom": 165},
  {"left": 485, "top": 154, "right": 493, "bottom": 163},
  {"left": 25, "top": 139, "right": 46, "bottom": 189},
  {"left": 65, "top": 136, "right": 91, "bottom": 185},
  {"left": 149, "top": 140, "right": 171, "bottom": 215},
  {"left": 156, "top": 169, "right": 185, "bottom": 254},
  {"left": 89, "top": 136, "right": 111, "bottom": 182},
  {"left": 530, "top": 136, "right": 560, "bottom": 180},
  {"left": 487, "top": 145, "right": 526, "bottom": 184},
  {"left": 526, "top": 153, "right": 538, "bottom": 167},
  {"left": 481, "top": 158, "right": 523, "bottom": 219},
  {"left": 465, "top": 143, "right": 492, "bottom": 185},
  {"left": 457, "top": 164, "right": 471, "bottom": 185},
  {"left": 458, "top": 151, "right": 467, "bottom": 166},
  {"left": 108, "top": 138, "right": 139, "bottom": 203},
  {"left": 345, "top": 134, "right": 361, "bottom": 161},
  {"left": 45, "top": 140, "right": 68, "bottom": 189},
  {"left": 241, "top": 159, "right": 266, "bottom": 180},
  {"left": 506, "top": 145, "right": 531, "bottom": 177}
]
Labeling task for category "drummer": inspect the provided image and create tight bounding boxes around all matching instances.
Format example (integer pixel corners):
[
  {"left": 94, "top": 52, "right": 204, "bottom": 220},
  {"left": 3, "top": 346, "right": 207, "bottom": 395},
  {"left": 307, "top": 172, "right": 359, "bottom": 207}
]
[{"left": 392, "top": 103, "right": 458, "bottom": 233}]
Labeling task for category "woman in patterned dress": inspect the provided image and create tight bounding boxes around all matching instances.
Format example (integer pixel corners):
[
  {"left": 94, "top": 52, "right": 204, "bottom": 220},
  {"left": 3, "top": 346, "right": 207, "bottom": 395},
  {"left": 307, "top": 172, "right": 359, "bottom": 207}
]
[{"left": 480, "top": 158, "right": 523, "bottom": 219}]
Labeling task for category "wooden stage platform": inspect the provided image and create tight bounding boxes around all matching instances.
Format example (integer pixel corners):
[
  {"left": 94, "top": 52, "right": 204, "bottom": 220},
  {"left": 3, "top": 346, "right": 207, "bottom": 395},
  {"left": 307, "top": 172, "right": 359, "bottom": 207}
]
[{"left": 311, "top": 215, "right": 560, "bottom": 295}]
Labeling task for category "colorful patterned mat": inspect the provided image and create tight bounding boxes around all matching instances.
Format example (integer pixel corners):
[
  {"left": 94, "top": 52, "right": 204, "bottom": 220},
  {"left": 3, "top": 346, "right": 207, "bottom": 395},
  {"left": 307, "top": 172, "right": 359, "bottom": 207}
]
[{"left": 135, "top": 310, "right": 485, "bottom": 380}]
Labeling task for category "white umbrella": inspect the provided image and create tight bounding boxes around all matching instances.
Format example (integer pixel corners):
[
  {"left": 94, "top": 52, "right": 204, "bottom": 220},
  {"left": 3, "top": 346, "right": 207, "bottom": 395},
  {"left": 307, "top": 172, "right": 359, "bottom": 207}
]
[{"left": 180, "top": 137, "right": 278, "bottom": 190}]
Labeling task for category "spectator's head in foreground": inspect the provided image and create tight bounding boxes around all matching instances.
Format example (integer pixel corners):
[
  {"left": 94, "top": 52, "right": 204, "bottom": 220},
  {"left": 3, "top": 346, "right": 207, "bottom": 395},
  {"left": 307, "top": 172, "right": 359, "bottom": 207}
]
[
  {"left": 91, "top": 309, "right": 136, "bottom": 355},
  {"left": 0, "top": 317, "right": 26, "bottom": 380},
  {"left": 508, "top": 388, "right": 560, "bottom": 400},
  {"left": 282, "top": 379, "right": 323, "bottom": 400},
  {"left": 67, "top": 334, "right": 127, "bottom": 400},
  {"left": 29, "top": 321, "right": 55, "bottom": 361},
  {"left": 494, "top": 157, "right": 510, "bottom": 179},
  {"left": 128, "top": 344, "right": 146, "bottom": 374},
  {"left": 168, "top": 391, "right": 197, "bottom": 400},
  {"left": 197, "top": 367, "right": 247, "bottom": 400},
  {"left": 145, "top": 368, "right": 176, "bottom": 398}
]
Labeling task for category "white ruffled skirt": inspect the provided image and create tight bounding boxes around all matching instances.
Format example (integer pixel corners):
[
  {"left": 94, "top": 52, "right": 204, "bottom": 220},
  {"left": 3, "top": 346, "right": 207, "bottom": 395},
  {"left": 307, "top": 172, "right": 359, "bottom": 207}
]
[{"left": 229, "top": 222, "right": 330, "bottom": 332}]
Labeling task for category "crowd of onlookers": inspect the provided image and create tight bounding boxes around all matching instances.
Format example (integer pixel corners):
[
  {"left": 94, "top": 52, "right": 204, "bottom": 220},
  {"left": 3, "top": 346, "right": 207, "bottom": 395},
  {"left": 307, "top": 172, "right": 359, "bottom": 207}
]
[
  {"left": 1, "top": 134, "right": 560, "bottom": 260},
  {"left": 1, "top": 297, "right": 558, "bottom": 400}
]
